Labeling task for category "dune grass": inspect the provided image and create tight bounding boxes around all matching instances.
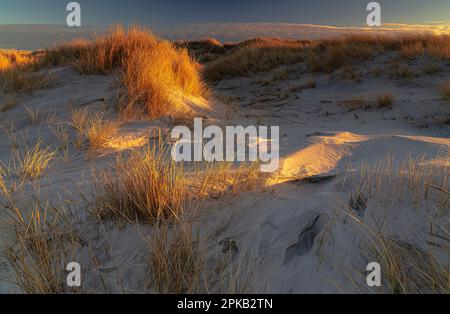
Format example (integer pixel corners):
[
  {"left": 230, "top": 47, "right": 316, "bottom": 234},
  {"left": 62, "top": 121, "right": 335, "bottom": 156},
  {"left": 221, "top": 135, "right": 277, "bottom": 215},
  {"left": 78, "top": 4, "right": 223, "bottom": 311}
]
[
  {"left": 149, "top": 222, "right": 204, "bottom": 293},
  {"left": 344, "top": 156, "right": 449, "bottom": 293},
  {"left": 11, "top": 140, "right": 55, "bottom": 181},
  {"left": 0, "top": 50, "right": 57, "bottom": 95},
  {"left": 93, "top": 138, "right": 261, "bottom": 224},
  {"left": 39, "top": 26, "right": 205, "bottom": 119},
  {"left": 70, "top": 107, "right": 120, "bottom": 152},
  {"left": 117, "top": 42, "right": 204, "bottom": 119},
  {"left": 375, "top": 93, "right": 394, "bottom": 108},
  {"left": 0, "top": 68, "right": 57, "bottom": 95},
  {"left": 0, "top": 50, "right": 36, "bottom": 71},
  {"left": 203, "top": 44, "right": 304, "bottom": 82},
  {"left": 205, "top": 34, "right": 450, "bottom": 81},
  {"left": 401, "top": 36, "right": 450, "bottom": 60}
]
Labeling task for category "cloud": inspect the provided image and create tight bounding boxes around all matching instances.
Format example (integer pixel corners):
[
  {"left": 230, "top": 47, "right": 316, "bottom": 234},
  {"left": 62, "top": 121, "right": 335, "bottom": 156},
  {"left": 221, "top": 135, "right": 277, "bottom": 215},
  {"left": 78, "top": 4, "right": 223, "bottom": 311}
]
[{"left": 1, "top": 22, "right": 449, "bottom": 50}]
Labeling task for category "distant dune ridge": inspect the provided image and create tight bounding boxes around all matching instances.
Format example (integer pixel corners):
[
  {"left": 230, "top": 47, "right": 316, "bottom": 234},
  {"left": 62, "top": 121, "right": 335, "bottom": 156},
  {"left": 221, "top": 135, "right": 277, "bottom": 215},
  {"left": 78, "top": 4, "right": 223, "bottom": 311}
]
[{"left": 1, "top": 22, "right": 449, "bottom": 50}]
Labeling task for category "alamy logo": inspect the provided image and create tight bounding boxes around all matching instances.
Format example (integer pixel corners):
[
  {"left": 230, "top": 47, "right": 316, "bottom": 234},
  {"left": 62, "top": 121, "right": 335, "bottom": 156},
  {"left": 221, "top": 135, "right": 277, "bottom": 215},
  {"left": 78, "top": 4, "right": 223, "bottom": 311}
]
[
  {"left": 171, "top": 118, "right": 279, "bottom": 172},
  {"left": 66, "top": 2, "right": 81, "bottom": 27},
  {"left": 367, "top": 2, "right": 381, "bottom": 27},
  {"left": 66, "top": 262, "right": 81, "bottom": 287},
  {"left": 366, "top": 262, "right": 381, "bottom": 287}
]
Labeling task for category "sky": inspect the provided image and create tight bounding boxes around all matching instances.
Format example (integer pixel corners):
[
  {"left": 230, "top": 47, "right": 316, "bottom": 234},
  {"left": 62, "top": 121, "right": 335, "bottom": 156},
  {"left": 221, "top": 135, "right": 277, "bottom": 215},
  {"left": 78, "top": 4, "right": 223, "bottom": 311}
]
[{"left": 1, "top": 0, "right": 449, "bottom": 27}]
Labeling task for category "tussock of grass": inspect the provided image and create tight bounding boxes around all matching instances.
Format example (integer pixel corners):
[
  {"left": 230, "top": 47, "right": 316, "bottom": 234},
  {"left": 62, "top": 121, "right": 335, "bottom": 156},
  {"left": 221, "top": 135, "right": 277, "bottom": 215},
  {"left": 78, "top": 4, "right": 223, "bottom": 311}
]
[
  {"left": 117, "top": 43, "right": 204, "bottom": 119},
  {"left": 70, "top": 107, "right": 120, "bottom": 151},
  {"left": 0, "top": 49, "right": 35, "bottom": 71},
  {"left": 149, "top": 222, "right": 204, "bottom": 293},
  {"left": 85, "top": 113, "right": 120, "bottom": 151},
  {"left": 375, "top": 93, "right": 394, "bottom": 108},
  {"left": 40, "top": 26, "right": 205, "bottom": 119},
  {"left": 93, "top": 141, "right": 261, "bottom": 224},
  {"left": 342, "top": 93, "right": 394, "bottom": 111},
  {"left": 0, "top": 69, "right": 57, "bottom": 95},
  {"left": 94, "top": 144, "right": 188, "bottom": 223},
  {"left": 12, "top": 140, "right": 55, "bottom": 181}
]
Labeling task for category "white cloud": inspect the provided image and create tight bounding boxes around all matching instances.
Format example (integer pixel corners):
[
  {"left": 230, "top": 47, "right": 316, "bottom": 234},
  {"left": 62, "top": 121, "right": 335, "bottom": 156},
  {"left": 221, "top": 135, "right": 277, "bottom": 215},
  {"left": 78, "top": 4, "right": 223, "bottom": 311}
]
[{"left": 1, "top": 23, "right": 449, "bottom": 50}]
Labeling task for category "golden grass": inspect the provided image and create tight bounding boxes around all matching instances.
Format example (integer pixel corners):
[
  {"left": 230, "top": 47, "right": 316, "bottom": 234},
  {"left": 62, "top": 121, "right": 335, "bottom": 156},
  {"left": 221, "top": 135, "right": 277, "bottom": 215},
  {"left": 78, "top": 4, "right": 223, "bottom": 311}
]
[
  {"left": 12, "top": 140, "right": 55, "bottom": 181},
  {"left": 93, "top": 140, "right": 261, "bottom": 224},
  {"left": 70, "top": 107, "right": 120, "bottom": 151},
  {"left": 85, "top": 113, "right": 120, "bottom": 151},
  {"left": 205, "top": 34, "right": 450, "bottom": 81},
  {"left": 117, "top": 43, "right": 204, "bottom": 119},
  {"left": 39, "top": 26, "right": 205, "bottom": 119},
  {"left": 93, "top": 144, "right": 189, "bottom": 223},
  {"left": 0, "top": 50, "right": 35, "bottom": 71},
  {"left": 401, "top": 36, "right": 450, "bottom": 60}
]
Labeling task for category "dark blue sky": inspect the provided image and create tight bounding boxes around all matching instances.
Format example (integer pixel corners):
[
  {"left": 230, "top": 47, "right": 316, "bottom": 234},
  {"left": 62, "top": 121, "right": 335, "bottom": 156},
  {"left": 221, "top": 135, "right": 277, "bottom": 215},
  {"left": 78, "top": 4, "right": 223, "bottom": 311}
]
[{"left": 0, "top": 0, "right": 449, "bottom": 26}]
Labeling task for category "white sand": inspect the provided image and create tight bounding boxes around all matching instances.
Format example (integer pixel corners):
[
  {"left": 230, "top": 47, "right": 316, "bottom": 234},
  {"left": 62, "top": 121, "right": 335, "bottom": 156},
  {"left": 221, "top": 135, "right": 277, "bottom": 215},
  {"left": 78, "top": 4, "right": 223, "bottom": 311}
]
[{"left": 0, "top": 53, "right": 448, "bottom": 293}]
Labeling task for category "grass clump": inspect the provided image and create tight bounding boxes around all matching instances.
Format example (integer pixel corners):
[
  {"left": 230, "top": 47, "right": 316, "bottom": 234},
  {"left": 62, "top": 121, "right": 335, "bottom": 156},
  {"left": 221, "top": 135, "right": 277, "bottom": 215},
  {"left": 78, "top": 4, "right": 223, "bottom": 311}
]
[
  {"left": 94, "top": 145, "right": 188, "bottom": 223},
  {"left": 41, "top": 26, "right": 205, "bottom": 119},
  {"left": 93, "top": 141, "right": 261, "bottom": 224},
  {"left": 70, "top": 107, "right": 120, "bottom": 151},
  {"left": 12, "top": 140, "right": 55, "bottom": 181},
  {"left": 375, "top": 93, "right": 394, "bottom": 108},
  {"left": 0, "top": 49, "right": 35, "bottom": 71},
  {"left": 0, "top": 68, "right": 57, "bottom": 95},
  {"left": 149, "top": 223, "right": 204, "bottom": 293}
]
